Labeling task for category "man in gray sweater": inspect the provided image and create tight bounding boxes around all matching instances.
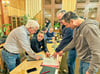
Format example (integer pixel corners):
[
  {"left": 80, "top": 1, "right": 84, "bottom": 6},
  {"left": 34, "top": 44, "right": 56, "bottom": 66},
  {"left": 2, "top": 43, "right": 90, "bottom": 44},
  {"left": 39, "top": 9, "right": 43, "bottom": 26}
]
[{"left": 58, "top": 11, "right": 100, "bottom": 74}]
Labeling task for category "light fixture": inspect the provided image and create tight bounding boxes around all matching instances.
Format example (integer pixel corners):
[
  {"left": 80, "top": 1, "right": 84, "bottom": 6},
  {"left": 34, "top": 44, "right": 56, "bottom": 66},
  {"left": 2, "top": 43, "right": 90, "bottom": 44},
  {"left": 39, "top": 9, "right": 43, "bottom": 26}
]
[{"left": 2, "top": 0, "right": 10, "bottom": 7}]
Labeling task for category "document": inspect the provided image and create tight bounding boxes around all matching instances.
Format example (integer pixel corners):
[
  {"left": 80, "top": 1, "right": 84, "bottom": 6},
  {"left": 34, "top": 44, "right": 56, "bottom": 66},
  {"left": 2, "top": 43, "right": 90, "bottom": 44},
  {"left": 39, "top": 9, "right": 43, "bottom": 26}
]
[
  {"left": 42, "top": 56, "right": 59, "bottom": 66},
  {"left": 26, "top": 54, "right": 43, "bottom": 61}
]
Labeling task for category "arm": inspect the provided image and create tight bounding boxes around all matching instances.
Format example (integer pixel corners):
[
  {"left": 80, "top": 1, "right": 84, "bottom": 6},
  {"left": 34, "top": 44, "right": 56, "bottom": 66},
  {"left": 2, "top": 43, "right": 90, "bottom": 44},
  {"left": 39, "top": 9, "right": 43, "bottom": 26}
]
[
  {"left": 43, "top": 39, "right": 48, "bottom": 52},
  {"left": 46, "top": 32, "right": 52, "bottom": 40},
  {"left": 31, "top": 38, "right": 40, "bottom": 52},
  {"left": 16, "top": 31, "right": 37, "bottom": 59},
  {"left": 55, "top": 28, "right": 74, "bottom": 52},
  {"left": 42, "top": 39, "right": 50, "bottom": 57},
  {"left": 57, "top": 39, "right": 75, "bottom": 57},
  {"left": 47, "top": 37, "right": 52, "bottom": 40},
  {"left": 48, "top": 23, "right": 52, "bottom": 29},
  {"left": 62, "top": 39, "right": 75, "bottom": 52},
  {"left": 85, "top": 25, "right": 100, "bottom": 74}
]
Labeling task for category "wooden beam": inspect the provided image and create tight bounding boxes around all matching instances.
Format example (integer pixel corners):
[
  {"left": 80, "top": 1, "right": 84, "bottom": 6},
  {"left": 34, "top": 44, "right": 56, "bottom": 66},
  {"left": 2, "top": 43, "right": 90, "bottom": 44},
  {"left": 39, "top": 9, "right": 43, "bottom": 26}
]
[{"left": 0, "top": 0, "right": 4, "bottom": 25}]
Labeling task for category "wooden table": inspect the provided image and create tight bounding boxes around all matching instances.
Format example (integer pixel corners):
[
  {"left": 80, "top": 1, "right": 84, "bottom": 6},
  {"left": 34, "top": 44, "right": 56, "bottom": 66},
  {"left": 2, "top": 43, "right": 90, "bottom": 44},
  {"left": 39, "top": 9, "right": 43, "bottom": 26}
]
[
  {"left": 0, "top": 43, "right": 4, "bottom": 48},
  {"left": 10, "top": 43, "right": 61, "bottom": 74}
]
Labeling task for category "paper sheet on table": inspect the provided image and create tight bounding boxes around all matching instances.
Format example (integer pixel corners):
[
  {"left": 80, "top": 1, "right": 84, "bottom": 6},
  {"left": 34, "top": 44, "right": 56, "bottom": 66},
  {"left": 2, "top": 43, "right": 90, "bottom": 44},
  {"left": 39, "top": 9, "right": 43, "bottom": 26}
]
[
  {"left": 42, "top": 56, "right": 59, "bottom": 66},
  {"left": 26, "top": 54, "right": 43, "bottom": 61}
]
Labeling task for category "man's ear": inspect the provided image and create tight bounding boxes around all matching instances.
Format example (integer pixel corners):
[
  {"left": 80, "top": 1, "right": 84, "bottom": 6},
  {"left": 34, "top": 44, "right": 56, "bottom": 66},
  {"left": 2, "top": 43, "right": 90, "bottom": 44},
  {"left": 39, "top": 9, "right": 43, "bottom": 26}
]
[{"left": 70, "top": 19, "right": 73, "bottom": 24}]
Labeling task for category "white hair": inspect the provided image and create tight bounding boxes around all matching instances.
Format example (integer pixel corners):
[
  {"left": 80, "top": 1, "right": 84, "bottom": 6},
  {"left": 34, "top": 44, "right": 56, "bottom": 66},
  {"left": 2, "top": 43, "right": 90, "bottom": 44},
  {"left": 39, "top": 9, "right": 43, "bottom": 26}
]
[
  {"left": 25, "top": 20, "right": 39, "bottom": 29},
  {"left": 56, "top": 10, "right": 66, "bottom": 16}
]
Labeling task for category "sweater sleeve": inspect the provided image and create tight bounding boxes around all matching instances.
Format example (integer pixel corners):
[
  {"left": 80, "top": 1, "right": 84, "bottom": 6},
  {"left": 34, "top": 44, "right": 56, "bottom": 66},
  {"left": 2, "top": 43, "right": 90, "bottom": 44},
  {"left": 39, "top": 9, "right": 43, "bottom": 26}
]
[
  {"left": 16, "top": 31, "right": 37, "bottom": 59},
  {"left": 55, "top": 28, "right": 73, "bottom": 52},
  {"left": 62, "top": 39, "right": 75, "bottom": 52}
]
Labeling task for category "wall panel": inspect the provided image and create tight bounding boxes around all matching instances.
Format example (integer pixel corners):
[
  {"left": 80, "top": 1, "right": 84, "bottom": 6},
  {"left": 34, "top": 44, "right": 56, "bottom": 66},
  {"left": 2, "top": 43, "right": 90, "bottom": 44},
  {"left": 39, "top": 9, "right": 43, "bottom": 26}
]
[
  {"left": 62, "top": 0, "right": 77, "bottom": 12},
  {"left": 25, "top": 0, "right": 41, "bottom": 18}
]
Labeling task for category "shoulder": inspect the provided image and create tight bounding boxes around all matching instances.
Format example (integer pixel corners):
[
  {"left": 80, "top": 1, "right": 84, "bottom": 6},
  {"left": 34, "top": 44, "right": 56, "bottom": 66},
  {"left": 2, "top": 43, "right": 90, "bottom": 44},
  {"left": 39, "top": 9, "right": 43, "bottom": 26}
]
[
  {"left": 83, "top": 19, "right": 99, "bottom": 30},
  {"left": 65, "top": 28, "right": 73, "bottom": 33},
  {"left": 52, "top": 32, "right": 55, "bottom": 34},
  {"left": 31, "top": 36, "right": 37, "bottom": 42},
  {"left": 83, "top": 23, "right": 99, "bottom": 35},
  {"left": 12, "top": 26, "right": 27, "bottom": 37}
]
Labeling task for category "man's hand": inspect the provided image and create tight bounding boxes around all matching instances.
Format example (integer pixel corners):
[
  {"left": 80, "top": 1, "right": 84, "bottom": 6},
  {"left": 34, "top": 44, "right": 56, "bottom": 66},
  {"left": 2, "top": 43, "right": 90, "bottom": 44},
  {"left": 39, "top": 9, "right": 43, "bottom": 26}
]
[
  {"left": 58, "top": 50, "right": 63, "bottom": 56},
  {"left": 36, "top": 56, "right": 42, "bottom": 60},
  {"left": 53, "top": 40, "right": 55, "bottom": 44},
  {"left": 52, "top": 52, "right": 58, "bottom": 58},
  {"left": 46, "top": 52, "right": 50, "bottom": 58},
  {"left": 52, "top": 37, "right": 55, "bottom": 40},
  {"left": 86, "top": 71, "right": 89, "bottom": 74}
]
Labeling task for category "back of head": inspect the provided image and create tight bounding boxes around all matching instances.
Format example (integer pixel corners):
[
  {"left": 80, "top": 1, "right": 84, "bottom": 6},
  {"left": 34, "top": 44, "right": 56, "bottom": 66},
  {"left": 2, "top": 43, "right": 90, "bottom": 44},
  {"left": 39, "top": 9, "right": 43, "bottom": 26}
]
[
  {"left": 25, "top": 20, "right": 39, "bottom": 29},
  {"left": 42, "top": 27, "right": 48, "bottom": 31},
  {"left": 61, "top": 11, "right": 78, "bottom": 23},
  {"left": 45, "top": 18, "right": 50, "bottom": 23}
]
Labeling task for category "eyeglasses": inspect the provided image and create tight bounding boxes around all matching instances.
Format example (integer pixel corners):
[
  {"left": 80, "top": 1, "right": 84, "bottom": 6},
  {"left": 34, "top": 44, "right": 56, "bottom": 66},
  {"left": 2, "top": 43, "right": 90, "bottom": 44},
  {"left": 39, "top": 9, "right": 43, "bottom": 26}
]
[
  {"left": 58, "top": 19, "right": 62, "bottom": 22},
  {"left": 31, "top": 27, "right": 38, "bottom": 33}
]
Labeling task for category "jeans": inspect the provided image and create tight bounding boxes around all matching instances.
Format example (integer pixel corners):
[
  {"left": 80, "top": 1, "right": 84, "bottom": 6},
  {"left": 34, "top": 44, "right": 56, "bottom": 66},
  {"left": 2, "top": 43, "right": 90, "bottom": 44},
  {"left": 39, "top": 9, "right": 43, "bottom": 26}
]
[
  {"left": 79, "top": 60, "right": 98, "bottom": 74},
  {"left": 67, "top": 49, "right": 77, "bottom": 74},
  {"left": 1, "top": 49, "right": 21, "bottom": 72}
]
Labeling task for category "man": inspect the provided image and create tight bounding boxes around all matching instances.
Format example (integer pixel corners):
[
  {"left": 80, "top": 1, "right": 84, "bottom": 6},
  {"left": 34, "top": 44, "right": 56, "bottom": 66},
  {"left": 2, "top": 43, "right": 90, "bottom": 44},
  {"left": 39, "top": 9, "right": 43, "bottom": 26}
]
[
  {"left": 30, "top": 31, "right": 50, "bottom": 57},
  {"left": 46, "top": 27, "right": 55, "bottom": 43},
  {"left": 53, "top": 10, "right": 76, "bottom": 74},
  {"left": 1, "top": 20, "right": 42, "bottom": 72},
  {"left": 59, "top": 11, "right": 100, "bottom": 74}
]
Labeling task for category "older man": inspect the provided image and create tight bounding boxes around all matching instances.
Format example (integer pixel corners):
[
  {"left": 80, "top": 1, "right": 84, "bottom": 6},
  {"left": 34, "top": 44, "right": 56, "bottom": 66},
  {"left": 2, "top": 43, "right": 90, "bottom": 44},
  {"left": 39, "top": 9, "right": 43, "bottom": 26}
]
[
  {"left": 1, "top": 20, "right": 42, "bottom": 72},
  {"left": 59, "top": 11, "right": 100, "bottom": 74},
  {"left": 53, "top": 10, "right": 76, "bottom": 74}
]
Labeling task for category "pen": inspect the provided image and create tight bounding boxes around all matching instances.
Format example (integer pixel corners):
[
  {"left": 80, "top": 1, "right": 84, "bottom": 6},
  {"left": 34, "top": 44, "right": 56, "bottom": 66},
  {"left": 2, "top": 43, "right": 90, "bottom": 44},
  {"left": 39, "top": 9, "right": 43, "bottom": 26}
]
[{"left": 41, "top": 71, "right": 50, "bottom": 74}]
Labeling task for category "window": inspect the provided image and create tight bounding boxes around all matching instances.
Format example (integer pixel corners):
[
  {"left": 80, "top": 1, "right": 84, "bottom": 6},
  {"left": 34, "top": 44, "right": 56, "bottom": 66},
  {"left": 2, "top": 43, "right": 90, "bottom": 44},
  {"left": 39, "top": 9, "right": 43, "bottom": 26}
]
[
  {"left": 77, "top": 8, "right": 85, "bottom": 17},
  {"left": 90, "top": 0, "right": 99, "bottom": 2},
  {"left": 88, "top": 8, "right": 97, "bottom": 19},
  {"left": 77, "top": 0, "right": 86, "bottom": 3}
]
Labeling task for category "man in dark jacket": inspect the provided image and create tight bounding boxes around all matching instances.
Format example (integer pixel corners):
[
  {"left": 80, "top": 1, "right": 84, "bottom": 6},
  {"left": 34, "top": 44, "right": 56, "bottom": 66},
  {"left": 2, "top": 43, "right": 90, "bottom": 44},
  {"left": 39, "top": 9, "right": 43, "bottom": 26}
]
[
  {"left": 53, "top": 10, "right": 76, "bottom": 74},
  {"left": 26, "top": 31, "right": 50, "bottom": 57}
]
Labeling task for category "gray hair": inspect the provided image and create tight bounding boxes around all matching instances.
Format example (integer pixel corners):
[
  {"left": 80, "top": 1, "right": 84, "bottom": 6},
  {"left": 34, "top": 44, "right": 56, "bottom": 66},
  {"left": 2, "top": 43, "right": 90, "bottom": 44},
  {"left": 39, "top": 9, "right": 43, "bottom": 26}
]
[
  {"left": 25, "top": 20, "right": 39, "bottom": 29},
  {"left": 56, "top": 10, "right": 66, "bottom": 16},
  {"left": 38, "top": 30, "right": 45, "bottom": 35},
  {"left": 61, "top": 11, "right": 78, "bottom": 23},
  {"left": 42, "top": 26, "right": 48, "bottom": 31}
]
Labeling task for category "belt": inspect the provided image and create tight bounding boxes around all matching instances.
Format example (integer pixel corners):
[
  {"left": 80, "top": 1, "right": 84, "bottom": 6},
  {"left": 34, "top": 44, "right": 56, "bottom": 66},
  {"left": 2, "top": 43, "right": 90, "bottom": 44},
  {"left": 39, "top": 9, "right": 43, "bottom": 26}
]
[{"left": 3, "top": 48, "right": 18, "bottom": 54}]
